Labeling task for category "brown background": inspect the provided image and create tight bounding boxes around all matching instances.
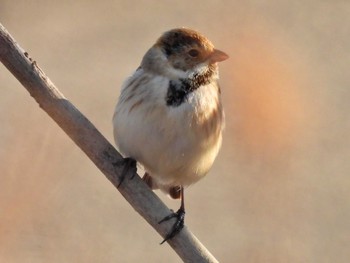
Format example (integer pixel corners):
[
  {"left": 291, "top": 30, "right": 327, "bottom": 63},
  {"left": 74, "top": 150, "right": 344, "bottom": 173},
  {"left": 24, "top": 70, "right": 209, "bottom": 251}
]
[{"left": 1, "top": 1, "right": 349, "bottom": 262}]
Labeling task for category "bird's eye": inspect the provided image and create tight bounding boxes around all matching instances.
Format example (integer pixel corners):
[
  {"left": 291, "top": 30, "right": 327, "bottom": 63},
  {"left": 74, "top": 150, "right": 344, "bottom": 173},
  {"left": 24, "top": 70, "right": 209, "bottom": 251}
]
[{"left": 188, "top": 49, "right": 199, "bottom": 57}]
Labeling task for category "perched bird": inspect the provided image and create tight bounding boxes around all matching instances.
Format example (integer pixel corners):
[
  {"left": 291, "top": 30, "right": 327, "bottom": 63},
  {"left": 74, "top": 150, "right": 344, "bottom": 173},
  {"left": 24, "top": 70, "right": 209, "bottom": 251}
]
[{"left": 113, "top": 28, "right": 228, "bottom": 243}]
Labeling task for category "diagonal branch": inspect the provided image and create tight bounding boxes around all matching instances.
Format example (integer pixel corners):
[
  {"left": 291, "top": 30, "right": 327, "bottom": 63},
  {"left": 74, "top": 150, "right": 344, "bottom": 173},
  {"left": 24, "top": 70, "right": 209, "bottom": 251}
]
[{"left": 0, "top": 23, "right": 219, "bottom": 263}]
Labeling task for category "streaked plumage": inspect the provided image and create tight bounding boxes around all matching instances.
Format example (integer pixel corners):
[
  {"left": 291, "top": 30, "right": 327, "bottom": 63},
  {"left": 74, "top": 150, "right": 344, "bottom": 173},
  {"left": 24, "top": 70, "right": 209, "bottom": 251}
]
[{"left": 113, "top": 28, "right": 228, "bottom": 241}]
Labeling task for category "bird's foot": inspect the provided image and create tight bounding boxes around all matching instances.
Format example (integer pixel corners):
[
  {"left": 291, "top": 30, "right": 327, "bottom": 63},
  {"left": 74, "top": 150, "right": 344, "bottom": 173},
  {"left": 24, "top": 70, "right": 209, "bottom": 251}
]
[
  {"left": 158, "top": 208, "right": 185, "bottom": 244},
  {"left": 113, "top": 157, "right": 137, "bottom": 187}
]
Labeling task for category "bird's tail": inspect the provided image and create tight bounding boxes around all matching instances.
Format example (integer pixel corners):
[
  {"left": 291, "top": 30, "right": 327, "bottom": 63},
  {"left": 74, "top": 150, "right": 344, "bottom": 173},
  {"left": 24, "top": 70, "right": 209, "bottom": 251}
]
[{"left": 142, "top": 173, "right": 181, "bottom": 199}]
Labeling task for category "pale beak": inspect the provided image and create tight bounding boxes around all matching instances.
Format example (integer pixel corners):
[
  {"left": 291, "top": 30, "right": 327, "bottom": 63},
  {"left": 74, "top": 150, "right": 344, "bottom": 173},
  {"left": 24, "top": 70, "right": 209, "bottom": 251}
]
[{"left": 209, "top": 49, "right": 229, "bottom": 63}]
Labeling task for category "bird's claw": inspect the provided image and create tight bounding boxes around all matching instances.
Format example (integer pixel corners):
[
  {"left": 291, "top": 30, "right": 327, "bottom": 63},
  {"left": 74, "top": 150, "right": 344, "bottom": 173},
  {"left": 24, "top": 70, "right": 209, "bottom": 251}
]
[
  {"left": 113, "top": 157, "right": 137, "bottom": 187},
  {"left": 159, "top": 208, "right": 185, "bottom": 244}
]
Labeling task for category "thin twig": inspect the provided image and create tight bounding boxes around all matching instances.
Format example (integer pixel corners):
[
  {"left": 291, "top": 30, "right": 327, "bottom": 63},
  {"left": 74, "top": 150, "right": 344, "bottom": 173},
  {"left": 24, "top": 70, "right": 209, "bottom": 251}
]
[{"left": 0, "top": 23, "right": 219, "bottom": 263}]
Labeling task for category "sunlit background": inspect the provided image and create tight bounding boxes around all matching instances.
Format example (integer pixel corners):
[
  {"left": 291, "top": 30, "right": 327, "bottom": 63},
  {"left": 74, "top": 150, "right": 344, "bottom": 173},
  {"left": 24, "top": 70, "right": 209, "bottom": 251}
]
[{"left": 1, "top": 1, "right": 349, "bottom": 262}]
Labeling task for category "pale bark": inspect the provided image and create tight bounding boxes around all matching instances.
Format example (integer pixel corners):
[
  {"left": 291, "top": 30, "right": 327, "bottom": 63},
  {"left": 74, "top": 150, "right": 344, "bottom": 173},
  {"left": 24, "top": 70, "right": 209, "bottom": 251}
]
[{"left": 0, "top": 23, "right": 219, "bottom": 263}]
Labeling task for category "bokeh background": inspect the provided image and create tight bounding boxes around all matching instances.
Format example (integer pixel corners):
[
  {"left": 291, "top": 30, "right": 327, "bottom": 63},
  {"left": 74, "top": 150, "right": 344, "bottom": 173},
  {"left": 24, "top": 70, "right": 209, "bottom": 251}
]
[{"left": 1, "top": 1, "right": 349, "bottom": 262}]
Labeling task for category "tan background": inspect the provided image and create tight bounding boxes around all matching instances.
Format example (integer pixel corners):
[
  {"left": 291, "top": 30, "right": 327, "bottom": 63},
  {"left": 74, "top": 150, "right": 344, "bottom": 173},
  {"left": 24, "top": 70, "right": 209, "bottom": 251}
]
[{"left": 1, "top": 1, "right": 349, "bottom": 262}]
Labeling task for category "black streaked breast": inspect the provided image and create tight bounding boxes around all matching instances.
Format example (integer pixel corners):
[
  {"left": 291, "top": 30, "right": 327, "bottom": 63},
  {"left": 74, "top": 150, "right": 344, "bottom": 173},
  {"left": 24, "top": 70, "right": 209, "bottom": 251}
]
[{"left": 165, "top": 65, "right": 216, "bottom": 107}]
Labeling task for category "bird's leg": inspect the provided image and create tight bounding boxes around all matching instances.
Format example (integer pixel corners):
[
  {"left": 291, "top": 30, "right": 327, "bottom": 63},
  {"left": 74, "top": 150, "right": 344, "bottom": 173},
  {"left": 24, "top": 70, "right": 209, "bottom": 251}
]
[
  {"left": 159, "top": 187, "right": 185, "bottom": 244},
  {"left": 113, "top": 157, "right": 137, "bottom": 188}
]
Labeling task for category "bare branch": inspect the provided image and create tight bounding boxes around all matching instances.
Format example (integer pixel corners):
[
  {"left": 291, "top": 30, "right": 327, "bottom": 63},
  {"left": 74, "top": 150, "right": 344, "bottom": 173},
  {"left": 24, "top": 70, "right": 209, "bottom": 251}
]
[{"left": 0, "top": 23, "right": 219, "bottom": 263}]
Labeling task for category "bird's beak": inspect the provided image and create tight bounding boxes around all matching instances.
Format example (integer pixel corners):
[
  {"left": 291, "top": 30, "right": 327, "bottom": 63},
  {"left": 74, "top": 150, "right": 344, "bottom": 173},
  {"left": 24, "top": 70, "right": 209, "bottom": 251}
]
[{"left": 209, "top": 49, "right": 229, "bottom": 63}]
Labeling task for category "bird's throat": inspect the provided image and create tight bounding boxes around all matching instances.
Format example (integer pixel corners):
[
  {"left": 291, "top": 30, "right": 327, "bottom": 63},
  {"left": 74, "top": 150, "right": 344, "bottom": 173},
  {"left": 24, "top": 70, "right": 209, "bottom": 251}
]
[{"left": 166, "top": 64, "right": 216, "bottom": 107}]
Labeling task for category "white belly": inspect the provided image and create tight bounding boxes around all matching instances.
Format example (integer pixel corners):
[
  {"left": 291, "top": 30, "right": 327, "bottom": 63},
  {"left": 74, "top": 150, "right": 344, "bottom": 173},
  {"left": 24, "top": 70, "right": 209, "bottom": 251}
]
[{"left": 113, "top": 72, "right": 224, "bottom": 188}]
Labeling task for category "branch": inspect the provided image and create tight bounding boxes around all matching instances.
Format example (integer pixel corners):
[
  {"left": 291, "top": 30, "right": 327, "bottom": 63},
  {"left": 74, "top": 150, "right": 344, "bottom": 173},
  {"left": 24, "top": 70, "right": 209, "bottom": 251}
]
[{"left": 0, "top": 23, "right": 219, "bottom": 262}]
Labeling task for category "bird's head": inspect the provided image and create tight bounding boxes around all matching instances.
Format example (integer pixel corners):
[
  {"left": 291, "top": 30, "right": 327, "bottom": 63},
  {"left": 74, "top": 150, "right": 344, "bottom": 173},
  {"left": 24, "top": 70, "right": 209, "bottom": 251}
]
[{"left": 141, "top": 28, "right": 228, "bottom": 78}]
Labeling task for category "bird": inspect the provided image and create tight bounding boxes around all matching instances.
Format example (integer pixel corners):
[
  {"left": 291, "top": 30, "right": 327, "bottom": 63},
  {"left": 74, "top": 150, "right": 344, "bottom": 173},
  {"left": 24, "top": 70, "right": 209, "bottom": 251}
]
[{"left": 113, "top": 28, "right": 228, "bottom": 243}]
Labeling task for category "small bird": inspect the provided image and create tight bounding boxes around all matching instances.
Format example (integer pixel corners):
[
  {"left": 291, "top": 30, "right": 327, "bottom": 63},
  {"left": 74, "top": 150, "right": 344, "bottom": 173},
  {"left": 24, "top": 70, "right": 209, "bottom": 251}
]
[{"left": 113, "top": 28, "right": 228, "bottom": 243}]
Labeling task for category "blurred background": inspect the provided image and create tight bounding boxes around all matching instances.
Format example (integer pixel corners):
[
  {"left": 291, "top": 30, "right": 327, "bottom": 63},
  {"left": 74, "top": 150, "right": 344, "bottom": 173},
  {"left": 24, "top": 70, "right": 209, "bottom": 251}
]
[{"left": 0, "top": 1, "right": 349, "bottom": 262}]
